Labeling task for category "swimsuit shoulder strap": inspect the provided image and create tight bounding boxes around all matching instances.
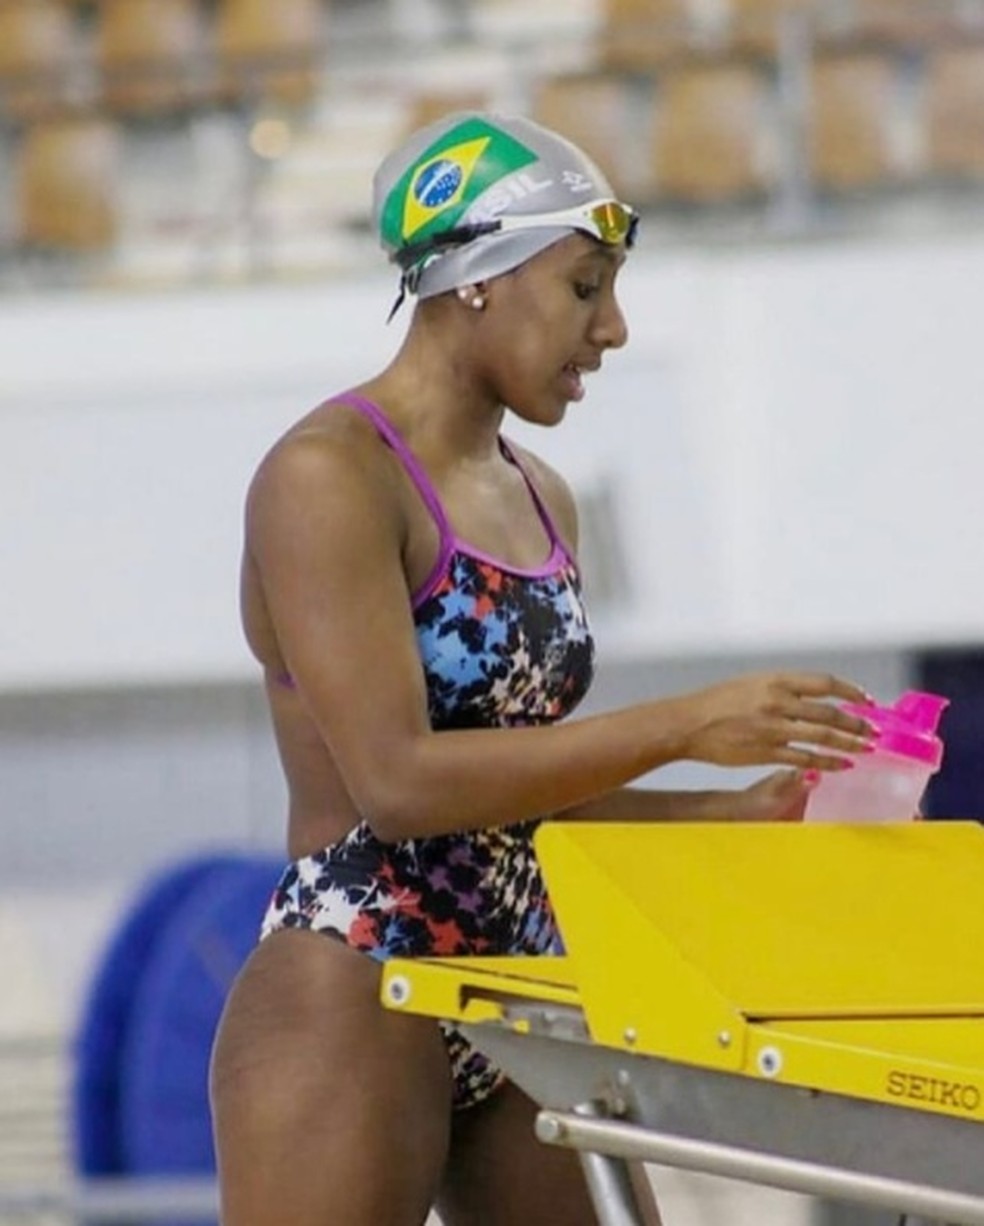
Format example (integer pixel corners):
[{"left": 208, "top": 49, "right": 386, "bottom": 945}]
[
  {"left": 498, "top": 435, "right": 564, "bottom": 551},
  {"left": 334, "top": 394, "right": 455, "bottom": 605},
  {"left": 335, "top": 393, "right": 453, "bottom": 540}
]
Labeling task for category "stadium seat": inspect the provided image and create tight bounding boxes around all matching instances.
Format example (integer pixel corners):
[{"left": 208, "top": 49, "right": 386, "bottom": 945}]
[
  {"left": 726, "top": 0, "right": 812, "bottom": 58},
  {"left": 215, "top": 0, "right": 327, "bottom": 106},
  {"left": 15, "top": 116, "right": 120, "bottom": 251},
  {"left": 531, "top": 73, "right": 634, "bottom": 196},
  {"left": 807, "top": 50, "right": 903, "bottom": 192},
  {"left": 96, "top": 0, "right": 207, "bottom": 116},
  {"left": 649, "top": 60, "right": 775, "bottom": 202},
  {"left": 846, "top": 0, "right": 957, "bottom": 50},
  {"left": 925, "top": 43, "right": 984, "bottom": 180},
  {"left": 0, "top": 0, "right": 77, "bottom": 121},
  {"left": 599, "top": 0, "right": 715, "bottom": 70}
]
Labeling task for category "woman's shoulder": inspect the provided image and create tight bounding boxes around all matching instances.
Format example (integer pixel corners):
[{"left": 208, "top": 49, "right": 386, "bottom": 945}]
[
  {"left": 254, "top": 398, "right": 388, "bottom": 484},
  {"left": 246, "top": 397, "right": 401, "bottom": 529}
]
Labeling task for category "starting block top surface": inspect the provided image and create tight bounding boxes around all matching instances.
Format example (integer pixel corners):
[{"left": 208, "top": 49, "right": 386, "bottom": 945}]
[{"left": 535, "top": 820, "right": 984, "bottom": 1019}]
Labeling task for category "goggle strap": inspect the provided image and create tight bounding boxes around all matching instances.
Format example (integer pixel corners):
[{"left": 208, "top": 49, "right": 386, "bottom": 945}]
[
  {"left": 386, "top": 274, "right": 409, "bottom": 323},
  {"left": 388, "top": 202, "right": 639, "bottom": 313},
  {"left": 394, "top": 223, "right": 496, "bottom": 272}
]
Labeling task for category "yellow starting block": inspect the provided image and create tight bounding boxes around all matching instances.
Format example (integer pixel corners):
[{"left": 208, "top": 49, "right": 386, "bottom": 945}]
[{"left": 381, "top": 821, "right": 984, "bottom": 1225}]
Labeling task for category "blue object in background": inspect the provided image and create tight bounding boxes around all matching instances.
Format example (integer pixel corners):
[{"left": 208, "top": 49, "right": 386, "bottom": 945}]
[
  {"left": 72, "top": 854, "right": 243, "bottom": 1175},
  {"left": 916, "top": 650, "right": 984, "bottom": 821},
  {"left": 72, "top": 850, "right": 283, "bottom": 1210},
  {"left": 119, "top": 857, "right": 282, "bottom": 1174}
]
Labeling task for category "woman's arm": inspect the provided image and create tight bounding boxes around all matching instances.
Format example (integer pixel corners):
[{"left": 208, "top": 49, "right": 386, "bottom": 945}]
[
  {"left": 556, "top": 770, "right": 815, "bottom": 824},
  {"left": 246, "top": 431, "right": 870, "bottom": 843}
]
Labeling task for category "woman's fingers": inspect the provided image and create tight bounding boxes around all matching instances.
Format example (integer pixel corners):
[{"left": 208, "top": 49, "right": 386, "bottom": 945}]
[
  {"left": 772, "top": 745, "right": 858, "bottom": 772},
  {"left": 783, "top": 673, "right": 871, "bottom": 705},
  {"left": 692, "top": 670, "right": 879, "bottom": 769},
  {"left": 781, "top": 718, "right": 873, "bottom": 755},
  {"left": 772, "top": 690, "right": 876, "bottom": 761},
  {"left": 780, "top": 697, "right": 874, "bottom": 737}
]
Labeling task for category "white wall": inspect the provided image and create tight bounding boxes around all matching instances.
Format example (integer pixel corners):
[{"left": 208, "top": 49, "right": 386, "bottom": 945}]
[
  {"left": 2, "top": 231, "right": 983, "bottom": 692},
  {"left": 0, "top": 276, "right": 399, "bottom": 691}
]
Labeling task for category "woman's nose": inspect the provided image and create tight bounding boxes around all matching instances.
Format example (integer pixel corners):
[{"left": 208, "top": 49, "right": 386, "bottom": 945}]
[{"left": 592, "top": 295, "right": 629, "bottom": 351}]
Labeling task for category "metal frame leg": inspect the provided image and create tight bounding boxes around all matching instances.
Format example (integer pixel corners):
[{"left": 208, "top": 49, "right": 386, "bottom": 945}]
[{"left": 572, "top": 1102, "right": 661, "bottom": 1226}]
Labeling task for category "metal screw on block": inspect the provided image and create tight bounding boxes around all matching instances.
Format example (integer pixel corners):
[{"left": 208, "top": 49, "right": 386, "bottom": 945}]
[
  {"left": 623, "top": 1026, "right": 638, "bottom": 1045},
  {"left": 718, "top": 1030, "right": 732, "bottom": 1048},
  {"left": 757, "top": 1046, "right": 783, "bottom": 1078},
  {"left": 385, "top": 974, "right": 412, "bottom": 1007}
]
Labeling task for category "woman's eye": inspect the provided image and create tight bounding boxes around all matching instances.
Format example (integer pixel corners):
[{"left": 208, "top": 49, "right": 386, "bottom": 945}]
[{"left": 574, "top": 281, "right": 600, "bottom": 301}]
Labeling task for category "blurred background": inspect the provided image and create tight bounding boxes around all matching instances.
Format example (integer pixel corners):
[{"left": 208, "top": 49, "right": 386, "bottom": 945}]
[{"left": 3, "top": 0, "right": 984, "bottom": 1223}]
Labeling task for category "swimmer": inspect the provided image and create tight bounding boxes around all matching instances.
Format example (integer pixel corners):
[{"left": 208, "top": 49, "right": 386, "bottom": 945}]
[{"left": 209, "top": 111, "right": 875, "bottom": 1226}]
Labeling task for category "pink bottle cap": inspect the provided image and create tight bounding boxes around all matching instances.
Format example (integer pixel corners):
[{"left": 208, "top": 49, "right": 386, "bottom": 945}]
[{"left": 843, "top": 690, "right": 949, "bottom": 769}]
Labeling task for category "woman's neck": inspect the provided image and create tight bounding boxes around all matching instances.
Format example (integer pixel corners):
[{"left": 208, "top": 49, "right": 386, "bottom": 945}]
[{"left": 362, "top": 315, "right": 506, "bottom": 462}]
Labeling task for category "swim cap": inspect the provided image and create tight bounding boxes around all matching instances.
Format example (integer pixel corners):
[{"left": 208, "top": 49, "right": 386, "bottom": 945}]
[{"left": 372, "top": 112, "right": 633, "bottom": 315}]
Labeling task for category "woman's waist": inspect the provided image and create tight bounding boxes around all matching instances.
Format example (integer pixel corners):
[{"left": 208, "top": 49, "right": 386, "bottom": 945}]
[
  {"left": 291, "top": 816, "right": 542, "bottom": 872},
  {"left": 265, "top": 816, "right": 558, "bottom": 958},
  {"left": 276, "top": 819, "right": 546, "bottom": 913}
]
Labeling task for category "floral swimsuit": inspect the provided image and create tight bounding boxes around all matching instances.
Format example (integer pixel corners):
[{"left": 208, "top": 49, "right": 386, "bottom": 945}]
[{"left": 260, "top": 394, "right": 595, "bottom": 1109}]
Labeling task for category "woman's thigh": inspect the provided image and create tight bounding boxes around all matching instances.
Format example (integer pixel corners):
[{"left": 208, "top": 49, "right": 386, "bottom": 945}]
[
  {"left": 437, "top": 1081, "right": 597, "bottom": 1226},
  {"left": 438, "top": 1080, "right": 664, "bottom": 1226},
  {"left": 210, "top": 928, "right": 453, "bottom": 1226}
]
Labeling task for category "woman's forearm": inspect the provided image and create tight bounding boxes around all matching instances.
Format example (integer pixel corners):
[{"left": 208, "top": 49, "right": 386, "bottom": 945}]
[
  {"left": 340, "top": 672, "right": 869, "bottom": 842},
  {"left": 556, "top": 785, "right": 741, "bottom": 824},
  {"left": 365, "top": 699, "right": 696, "bottom": 841}
]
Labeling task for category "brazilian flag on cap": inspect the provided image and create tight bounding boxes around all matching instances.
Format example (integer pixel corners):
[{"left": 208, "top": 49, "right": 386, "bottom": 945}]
[{"left": 379, "top": 117, "right": 538, "bottom": 252}]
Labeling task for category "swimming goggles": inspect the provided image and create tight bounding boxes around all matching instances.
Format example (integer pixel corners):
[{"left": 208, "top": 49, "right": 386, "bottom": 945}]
[{"left": 394, "top": 198, "right": 639, "bottom": 276}]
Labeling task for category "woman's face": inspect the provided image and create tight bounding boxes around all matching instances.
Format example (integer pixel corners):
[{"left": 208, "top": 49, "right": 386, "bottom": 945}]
[{"left": 475, "top": 233, "right": 630, "bottom": 425}]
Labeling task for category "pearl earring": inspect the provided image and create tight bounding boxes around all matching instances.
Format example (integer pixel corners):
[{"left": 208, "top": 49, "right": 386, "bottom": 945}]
[{"left": 457, "top": 287, "right": 485, "bottom": 311}]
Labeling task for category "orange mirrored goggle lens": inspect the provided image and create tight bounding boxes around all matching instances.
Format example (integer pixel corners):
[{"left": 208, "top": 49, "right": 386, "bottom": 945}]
[{"left": 587, "top": 201, "right": 638, "bottom": 246}]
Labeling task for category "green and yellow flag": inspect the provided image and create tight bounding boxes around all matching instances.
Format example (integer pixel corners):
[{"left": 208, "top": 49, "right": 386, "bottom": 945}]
[{"left": 380, "top": 117, "right": 538, "bottom": 250}]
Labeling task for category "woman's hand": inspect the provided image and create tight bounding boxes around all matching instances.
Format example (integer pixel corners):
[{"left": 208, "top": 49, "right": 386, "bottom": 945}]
[
  {"left": 675, "top": 671, "right": 874, "bottom": 771},
  {"left": 735, "top": 769, "right": 819, "bottom": 823}
]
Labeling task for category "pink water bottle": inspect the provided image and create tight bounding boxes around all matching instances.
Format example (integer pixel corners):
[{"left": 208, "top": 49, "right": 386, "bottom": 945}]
[{"left": 804, "top": 690, "right": 949, "bottom": 823}]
